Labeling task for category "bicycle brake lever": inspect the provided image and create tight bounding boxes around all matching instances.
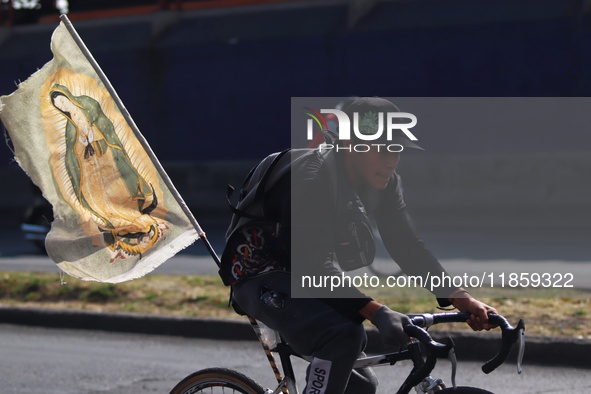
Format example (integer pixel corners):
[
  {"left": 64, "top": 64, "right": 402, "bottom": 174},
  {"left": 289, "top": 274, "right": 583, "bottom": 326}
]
[
  {"left": 447, "top": 337, "right": 457, "bottom": 389},
  {"left": 517, "top": 320, "right": 525, "bottom": 374},
  {"left": 449, "top": 347, "right": 457, "bottom": 389}
]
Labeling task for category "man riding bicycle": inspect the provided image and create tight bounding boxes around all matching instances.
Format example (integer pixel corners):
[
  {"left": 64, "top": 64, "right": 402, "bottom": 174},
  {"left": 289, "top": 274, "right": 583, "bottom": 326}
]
[{"left": 220, "top": 97, "right": 497, "bottom": 394}]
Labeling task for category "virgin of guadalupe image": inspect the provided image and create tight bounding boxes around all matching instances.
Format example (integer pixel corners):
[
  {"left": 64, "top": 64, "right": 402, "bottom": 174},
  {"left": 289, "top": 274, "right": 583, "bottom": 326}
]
[{"left": 45, "top": 81, "right": 168, "bottom": 262}]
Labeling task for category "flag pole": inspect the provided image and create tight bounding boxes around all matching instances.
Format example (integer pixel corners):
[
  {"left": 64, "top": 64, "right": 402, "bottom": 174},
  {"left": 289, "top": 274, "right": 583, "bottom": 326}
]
[{"left": 58, "top": 15, "right": 222, "bottom": 268}]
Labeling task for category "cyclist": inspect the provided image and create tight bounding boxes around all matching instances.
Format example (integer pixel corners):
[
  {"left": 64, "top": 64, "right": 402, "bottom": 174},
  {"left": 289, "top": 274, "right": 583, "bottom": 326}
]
[{"left": 221, "top": 97, "right": 498, "bottom": 394}]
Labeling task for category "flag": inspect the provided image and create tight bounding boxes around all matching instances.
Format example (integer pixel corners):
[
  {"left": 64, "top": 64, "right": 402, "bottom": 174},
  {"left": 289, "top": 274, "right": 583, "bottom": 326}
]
[{"left": 0, "top": 18, "right": 200, "bottom": 283}]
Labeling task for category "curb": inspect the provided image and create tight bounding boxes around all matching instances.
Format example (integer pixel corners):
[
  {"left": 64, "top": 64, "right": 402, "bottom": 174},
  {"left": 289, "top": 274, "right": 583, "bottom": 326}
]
[{"left": 1, "top": 306, "right": 590, "bottom": 370}]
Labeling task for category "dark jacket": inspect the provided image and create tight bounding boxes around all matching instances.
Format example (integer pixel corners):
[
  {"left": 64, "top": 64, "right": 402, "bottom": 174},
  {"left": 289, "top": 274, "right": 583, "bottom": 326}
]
[{"left": 223, "top": 149, "right": 454, "bottom": 323}]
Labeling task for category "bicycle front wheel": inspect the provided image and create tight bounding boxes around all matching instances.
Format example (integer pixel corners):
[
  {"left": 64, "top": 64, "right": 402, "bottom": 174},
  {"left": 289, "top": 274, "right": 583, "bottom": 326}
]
[
  {"left": 438, "top": 387, "right": 494, "bottom": 393},
  {"left": 170, "top": 367, "right": 266, "bottom": 394}
]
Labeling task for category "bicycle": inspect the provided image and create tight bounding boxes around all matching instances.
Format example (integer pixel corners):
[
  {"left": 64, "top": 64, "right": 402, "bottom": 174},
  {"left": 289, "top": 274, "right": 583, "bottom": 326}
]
[{"left": 169, "top": 311, "right": 525, "bottom": 394}]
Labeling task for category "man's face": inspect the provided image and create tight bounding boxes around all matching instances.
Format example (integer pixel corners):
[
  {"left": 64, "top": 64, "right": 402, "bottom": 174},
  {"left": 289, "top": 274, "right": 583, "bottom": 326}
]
[{"left": 343, "top": 145, "right": 400, "bottom": 190}]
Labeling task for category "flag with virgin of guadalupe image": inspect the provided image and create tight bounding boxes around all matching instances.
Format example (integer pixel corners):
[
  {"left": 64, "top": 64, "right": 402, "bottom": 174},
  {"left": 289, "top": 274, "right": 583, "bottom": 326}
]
[{"left": 0, "top": 17, "right": 201, "bottom": 283}]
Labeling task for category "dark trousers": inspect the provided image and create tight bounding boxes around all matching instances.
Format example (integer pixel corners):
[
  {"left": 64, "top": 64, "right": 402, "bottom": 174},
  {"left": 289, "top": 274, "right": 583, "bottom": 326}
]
[{"left": 233, "top": 271, "right": 378, "bottom": 394}]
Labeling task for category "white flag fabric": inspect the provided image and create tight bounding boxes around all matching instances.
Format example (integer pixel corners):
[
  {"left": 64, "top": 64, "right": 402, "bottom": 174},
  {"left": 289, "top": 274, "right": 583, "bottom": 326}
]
[{"left": 0, "top": 20, "right": 199, "bottom": 283}]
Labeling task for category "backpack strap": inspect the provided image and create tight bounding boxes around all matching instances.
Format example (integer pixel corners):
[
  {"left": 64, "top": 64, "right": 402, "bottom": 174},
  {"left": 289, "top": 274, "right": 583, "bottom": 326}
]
[{"left": 319, "top": 148, "right": 338, "bottom": 208}]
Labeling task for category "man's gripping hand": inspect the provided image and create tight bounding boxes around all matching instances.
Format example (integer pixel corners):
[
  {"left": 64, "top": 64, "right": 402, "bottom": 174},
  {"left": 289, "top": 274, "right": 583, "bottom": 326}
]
[
  {"left": 360, "top": 301, "right": 411, "bottom": 347},
  {"left": 371, "top": 306, "right": 411, "bottom": 347},
  {"left": 448, "top": 288, "right": 498, "bottom": 331}
]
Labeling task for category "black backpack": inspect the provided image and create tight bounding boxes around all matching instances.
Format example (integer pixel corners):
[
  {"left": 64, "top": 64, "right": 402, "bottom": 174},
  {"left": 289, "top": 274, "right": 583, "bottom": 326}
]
[
  {"left": 219, "top": 149, "right": 313, "bottom": 285},
  {"left": 219, "top": 148, "right": 374, "bottom": 286}
]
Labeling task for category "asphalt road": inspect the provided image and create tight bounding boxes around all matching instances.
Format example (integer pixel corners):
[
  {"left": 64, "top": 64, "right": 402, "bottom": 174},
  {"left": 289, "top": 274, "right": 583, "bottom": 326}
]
[{"left": 1, "top": 324, "right": 589, "bottom": 394}]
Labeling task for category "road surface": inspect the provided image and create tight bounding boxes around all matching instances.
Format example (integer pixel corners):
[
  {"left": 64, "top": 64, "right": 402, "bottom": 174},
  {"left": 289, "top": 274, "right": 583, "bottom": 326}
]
[{"left": 1, "top": 324, "right": 589, "bottom": 394}]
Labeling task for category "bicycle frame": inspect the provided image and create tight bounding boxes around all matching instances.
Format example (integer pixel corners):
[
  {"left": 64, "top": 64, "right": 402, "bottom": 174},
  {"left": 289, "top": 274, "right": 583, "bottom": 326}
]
[{"left": 248, "top": 312, "right": 525, "bottom": 394}]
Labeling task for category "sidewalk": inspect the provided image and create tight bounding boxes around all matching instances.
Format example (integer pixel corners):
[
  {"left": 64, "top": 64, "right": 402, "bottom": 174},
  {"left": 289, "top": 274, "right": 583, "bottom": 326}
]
[{"left": 1, "top": 305, "right": 589, "bottom": 370}]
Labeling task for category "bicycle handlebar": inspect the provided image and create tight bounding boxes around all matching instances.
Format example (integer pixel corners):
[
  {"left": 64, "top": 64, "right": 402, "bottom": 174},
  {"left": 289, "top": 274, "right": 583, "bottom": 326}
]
[
  {"left": 407, "top": 312, "right": 525, "bottom": 375},
  {"left": 403, "top": 325, "right": 452, "bottom": 359},
  {"left": 480, "top": 314, "right": 525, "bottom": 374}
]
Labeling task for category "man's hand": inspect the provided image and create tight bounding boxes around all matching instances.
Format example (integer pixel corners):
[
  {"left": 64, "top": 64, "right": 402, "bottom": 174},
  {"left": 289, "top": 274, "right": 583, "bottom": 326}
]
[
  {"left": 360, "top": 302, "right": 411, "bottom": 347},
  {"left": 449, "top": 289, "right": 498, "bottom": 331}
]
